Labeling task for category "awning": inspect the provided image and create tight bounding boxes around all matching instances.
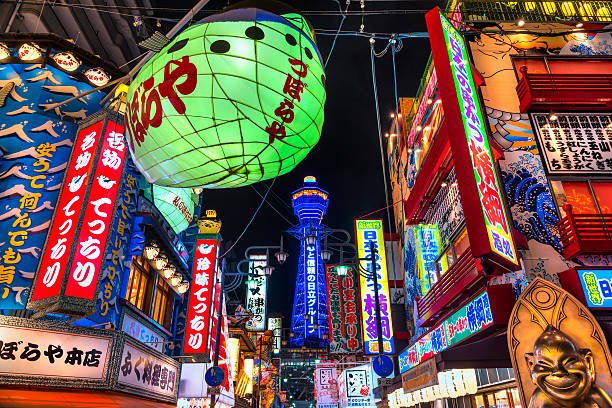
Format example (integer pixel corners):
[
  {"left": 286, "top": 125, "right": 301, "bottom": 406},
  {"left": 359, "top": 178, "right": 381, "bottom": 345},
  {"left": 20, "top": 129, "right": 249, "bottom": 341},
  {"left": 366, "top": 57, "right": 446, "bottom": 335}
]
[{"left": 0, "top": 388, "right": 177, "bottom": 408}]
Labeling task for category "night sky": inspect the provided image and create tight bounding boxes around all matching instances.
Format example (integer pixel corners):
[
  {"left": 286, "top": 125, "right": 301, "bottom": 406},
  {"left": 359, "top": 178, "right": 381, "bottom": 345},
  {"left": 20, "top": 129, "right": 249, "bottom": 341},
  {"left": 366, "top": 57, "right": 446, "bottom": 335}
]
[{"left": 164, "top": 0, "right": 443, "bottom": 320}]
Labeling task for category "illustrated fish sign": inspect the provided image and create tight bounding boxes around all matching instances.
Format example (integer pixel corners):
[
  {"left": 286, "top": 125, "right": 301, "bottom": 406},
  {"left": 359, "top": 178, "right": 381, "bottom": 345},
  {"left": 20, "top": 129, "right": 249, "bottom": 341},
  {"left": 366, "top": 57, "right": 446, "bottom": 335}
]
[
  {"left": 426, "top": 8, "right": 518, "bottom": 268},
  {"left": 125, "top": 2, "right": 326, "bottom": 189}
]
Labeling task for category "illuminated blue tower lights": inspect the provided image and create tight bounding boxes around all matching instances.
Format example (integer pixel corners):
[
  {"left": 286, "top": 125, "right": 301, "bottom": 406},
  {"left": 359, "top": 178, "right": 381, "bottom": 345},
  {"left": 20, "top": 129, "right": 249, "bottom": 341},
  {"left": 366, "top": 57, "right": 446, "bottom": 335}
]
[{"left": 288, "top": 176, "right": 329, "bottom": 347}]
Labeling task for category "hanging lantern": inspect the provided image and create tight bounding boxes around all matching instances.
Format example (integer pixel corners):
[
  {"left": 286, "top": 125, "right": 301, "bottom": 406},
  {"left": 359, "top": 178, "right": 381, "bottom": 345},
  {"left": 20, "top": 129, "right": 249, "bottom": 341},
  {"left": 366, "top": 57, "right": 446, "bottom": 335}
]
[
  {"left": 143, "top": 241, "right": 160, "bottom": 260},
  {"left": 0, "top": 42, "right": 9, "bottom": 60},
  {"left": 177, "top": 280, "right": 190, "bottom": 294},
  {"left": 152, "top": 185, "right": 195, "bottom": 234},
  {"left": 463, "top": 369, "right": 478, "bottom": 394},
  {"left": 162, "top": 264, "right": 176, "bottom": 279},
  {"left": 152, "top": 253, "right": 168, "bottom": 270},
  {"left": 170, "top": 272, "right": 182, "bottom": 286},
  {"left": 18, "top": 43, "right": 42, "bottom": 61},
  {"left": 84, "top": 67, "right": 110, "bottom": 86},
  {"left": 125, "top": 1, "right": 326, "bottom": 188},
  {"left": 52, "top": 51, "right": 81, "bottom": 71}
]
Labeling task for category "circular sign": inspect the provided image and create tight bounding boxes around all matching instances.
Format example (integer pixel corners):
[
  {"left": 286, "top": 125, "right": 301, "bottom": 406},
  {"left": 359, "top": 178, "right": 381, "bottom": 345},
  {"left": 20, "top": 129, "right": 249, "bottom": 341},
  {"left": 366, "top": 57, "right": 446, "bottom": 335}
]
[
  {"left": 205, "top": 366, "right": 226, "bottom": 387},
  {"left": 372, "top": 354, "right": 394, "bottom": 377}
]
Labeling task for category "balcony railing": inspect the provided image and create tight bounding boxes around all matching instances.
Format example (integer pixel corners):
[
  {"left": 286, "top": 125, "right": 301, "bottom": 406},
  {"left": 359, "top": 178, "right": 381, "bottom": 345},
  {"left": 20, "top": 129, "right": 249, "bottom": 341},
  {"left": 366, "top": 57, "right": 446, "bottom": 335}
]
[
  {"left": 416, "top": 249, "right": 484, "bottom": 327},
  {"left": 558, "top": 204, "right": 612, "bottom": 259},
  {"left": 516, "top": 67, "right": 612, "bottom": 112},
  {"left": 461, "top": 0, "right": 612, "bottom": 23}
]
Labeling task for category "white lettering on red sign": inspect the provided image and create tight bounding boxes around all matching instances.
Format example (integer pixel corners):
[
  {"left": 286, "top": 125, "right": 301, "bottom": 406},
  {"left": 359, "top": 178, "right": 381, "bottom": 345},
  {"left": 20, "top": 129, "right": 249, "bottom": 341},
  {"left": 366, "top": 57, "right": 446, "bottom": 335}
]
[
  {"left": 183, "top": 238, "right": 218, "bottom": 354},
  {"left": 31, "top": 121, "right": 104, "bottom": 301},
  {"left": 64, "top": 121, "right": 127, "bottom": 299}
]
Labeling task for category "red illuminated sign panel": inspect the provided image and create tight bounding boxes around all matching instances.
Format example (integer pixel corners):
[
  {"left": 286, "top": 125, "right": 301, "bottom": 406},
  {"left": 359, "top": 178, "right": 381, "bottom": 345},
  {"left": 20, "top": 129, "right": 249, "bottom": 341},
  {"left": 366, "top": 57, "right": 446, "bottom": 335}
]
[
  {"left": 65, "top": 121, "right": 127, "bottom": 299},
  {"left": 183, "top": 238, "right": 218, "bottom": 355},
  {"left": 31, "top": 121, "right": 104, "bottom": 302}
]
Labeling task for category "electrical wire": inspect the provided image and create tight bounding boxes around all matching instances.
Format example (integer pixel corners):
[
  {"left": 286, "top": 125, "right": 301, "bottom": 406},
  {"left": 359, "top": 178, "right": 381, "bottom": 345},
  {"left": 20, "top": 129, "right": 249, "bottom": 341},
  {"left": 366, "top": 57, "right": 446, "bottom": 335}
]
[
  {"left": 220, "top": 174, "right": 278, "bottom": 258},
  {"left": 369, "top": 38, "right": 395, "bottom": 240},
  {"left": 324, "top": 0, "right": 350, "bottom": 68},
  {"left": 250, "top": 184, "right": 295, "bottom": 226}
]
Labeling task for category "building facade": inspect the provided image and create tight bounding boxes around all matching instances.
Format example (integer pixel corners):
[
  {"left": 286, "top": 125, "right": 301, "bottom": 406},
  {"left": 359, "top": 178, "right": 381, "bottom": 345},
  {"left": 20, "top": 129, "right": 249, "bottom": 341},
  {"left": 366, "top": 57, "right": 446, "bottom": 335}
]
[{"left": 388, "top": 1, "right": 612, "bottom": 407}]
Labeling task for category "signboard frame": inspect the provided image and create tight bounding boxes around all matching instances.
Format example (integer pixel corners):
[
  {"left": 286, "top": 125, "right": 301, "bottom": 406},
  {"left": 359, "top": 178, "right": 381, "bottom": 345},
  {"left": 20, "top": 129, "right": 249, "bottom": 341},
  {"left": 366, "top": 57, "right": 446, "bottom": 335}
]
[
  {"left": 0, "top": 315, "right": 120, "bottom": 389},
  {"left": 426, "top": 7, "right": 518, "bottom": 270},
  {"left": 354, "top": 219, "right": 395, "bottom": 355},
  {"left": 26, "top": 109, "right": 128, "bottom": 317},
  {"left": 531, "top": 112, "right": 612, "bottom": 176},
  {"left": 398, "top": 284, "right": 514, "bottom": 373}
]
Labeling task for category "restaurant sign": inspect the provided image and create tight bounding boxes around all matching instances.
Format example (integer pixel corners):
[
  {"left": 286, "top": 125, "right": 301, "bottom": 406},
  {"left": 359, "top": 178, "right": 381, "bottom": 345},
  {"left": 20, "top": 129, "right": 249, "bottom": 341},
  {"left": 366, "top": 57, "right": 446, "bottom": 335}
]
[
  {"left": 355, "top": 219, "right": 395, "bottom": 355},
  {"left": 426, "top": 8, "right": 517, "bottom": 267},
  {"left": 532, "top": 113, "right": 612, "bottom": 175},
  {"left": 398, "top": 287, "right": 508, "bottom": 373},
  {"left": 0, "top": 315, "right": 117, "bottom": 389},
  {"left": 325, "top": 265, "right": 363, "bottom": 353},
  {"left": 577, "top": 269, "right": 612, "bottom": 309},
  {"left": 117, "top": 340, "right": 180, "bottom": 402},
  {"left": 246, "top": 254, "right": 268, "bottom": 331}
]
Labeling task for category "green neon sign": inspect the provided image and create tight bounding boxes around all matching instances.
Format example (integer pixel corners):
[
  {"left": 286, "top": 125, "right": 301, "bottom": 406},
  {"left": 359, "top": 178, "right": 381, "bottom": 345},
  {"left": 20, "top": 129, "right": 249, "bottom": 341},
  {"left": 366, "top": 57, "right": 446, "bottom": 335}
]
[{"left": 439, "top": 12, "right": 517, "bottom": 264}]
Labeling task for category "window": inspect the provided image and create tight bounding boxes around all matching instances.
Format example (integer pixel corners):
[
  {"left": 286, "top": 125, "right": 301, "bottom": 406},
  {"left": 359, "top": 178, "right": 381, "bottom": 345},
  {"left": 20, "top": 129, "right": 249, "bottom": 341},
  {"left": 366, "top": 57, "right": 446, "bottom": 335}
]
[
  {"left": 551, "top": 180, "right": 612, "bottom": 216},
  {"left": 126, "top": 256, "right": 154, "bottom": 312},
  {"left": 151, "top": 275, "right": 174, "bottom": 330},
  {"left": 125, "top": 255, "right": 175, "bottom": 330}
]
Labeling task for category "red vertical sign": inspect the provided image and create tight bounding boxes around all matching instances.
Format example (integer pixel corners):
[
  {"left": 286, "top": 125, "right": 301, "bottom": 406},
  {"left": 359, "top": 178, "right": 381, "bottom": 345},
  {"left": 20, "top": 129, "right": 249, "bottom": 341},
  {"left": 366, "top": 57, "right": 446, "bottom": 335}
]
[
  {"left": 64, "top": 121, "right": 127, "bottom": 299},
  {"left": 183, "top": 238, "right": 218, "bottom": 355},
  {"left": 31, "top": 121, "right": 104, "bottom": 301}
]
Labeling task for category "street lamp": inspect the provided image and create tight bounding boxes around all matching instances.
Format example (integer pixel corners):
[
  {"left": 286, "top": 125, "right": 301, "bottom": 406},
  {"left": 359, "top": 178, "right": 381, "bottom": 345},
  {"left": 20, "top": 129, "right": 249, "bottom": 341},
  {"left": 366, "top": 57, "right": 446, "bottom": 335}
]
[
  {"left": 305, "top": 234, "right": 317, "bottom": 246},
  {"left": 321, "top": 248, "right": 332, "bottom": 262}
]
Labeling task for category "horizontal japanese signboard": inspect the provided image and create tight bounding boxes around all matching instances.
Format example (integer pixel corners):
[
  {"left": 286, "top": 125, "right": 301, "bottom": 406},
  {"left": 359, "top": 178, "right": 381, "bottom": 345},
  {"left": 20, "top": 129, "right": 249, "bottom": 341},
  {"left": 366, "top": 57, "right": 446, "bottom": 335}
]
[
  {"left": 121, "top": 308, "right": 167, "bottom": 353},
  {"left": 577, "top": 269, "right": 612, "bottom": 309},
  {"left": 532, "top": 113, "right": 612, "bottom": 175},
  {"left": 0, "top": 315, "right": 118, "bottom": 389},
  {"left": 398, "top": 285, "right": 513, "bottom": 373},
  {"left": 117, "top": 340, "right": 180, "bottom": 402}
]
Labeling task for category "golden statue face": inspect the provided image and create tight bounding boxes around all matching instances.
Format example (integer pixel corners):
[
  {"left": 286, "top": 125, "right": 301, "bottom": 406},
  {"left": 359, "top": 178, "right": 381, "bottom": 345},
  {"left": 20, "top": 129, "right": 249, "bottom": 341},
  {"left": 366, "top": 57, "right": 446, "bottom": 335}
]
[{"left": 525, "top": 326, "right": 595, "bottom": 403}]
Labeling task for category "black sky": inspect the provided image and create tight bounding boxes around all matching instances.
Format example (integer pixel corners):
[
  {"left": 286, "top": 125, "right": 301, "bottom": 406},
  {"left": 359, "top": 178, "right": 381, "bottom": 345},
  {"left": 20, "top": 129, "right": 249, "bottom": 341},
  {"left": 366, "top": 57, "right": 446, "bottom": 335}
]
[{"left": 160, "top": 0, "right": 443, "bottom": 320}]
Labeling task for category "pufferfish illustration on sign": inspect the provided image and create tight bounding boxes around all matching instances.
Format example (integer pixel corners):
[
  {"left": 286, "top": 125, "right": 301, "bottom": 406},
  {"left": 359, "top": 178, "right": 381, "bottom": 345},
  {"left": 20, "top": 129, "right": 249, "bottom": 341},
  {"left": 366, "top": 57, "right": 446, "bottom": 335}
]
[{"left": 126, "top": 0, "right": 326, "bottom": 189}]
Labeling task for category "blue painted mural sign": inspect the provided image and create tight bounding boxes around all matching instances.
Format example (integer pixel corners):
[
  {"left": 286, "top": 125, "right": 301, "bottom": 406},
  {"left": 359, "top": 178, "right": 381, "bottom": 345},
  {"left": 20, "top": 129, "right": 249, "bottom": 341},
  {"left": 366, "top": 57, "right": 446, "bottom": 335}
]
[{"left": 0, "top": 61, "right": 103, "bottom": 309}]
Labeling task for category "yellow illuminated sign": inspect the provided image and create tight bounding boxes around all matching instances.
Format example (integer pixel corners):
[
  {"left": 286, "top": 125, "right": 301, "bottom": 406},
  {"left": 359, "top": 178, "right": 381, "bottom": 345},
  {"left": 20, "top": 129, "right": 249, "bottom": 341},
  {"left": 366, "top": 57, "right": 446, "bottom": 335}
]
[{"left": 355, "top": 219, "right": 395, "bottom": 355}]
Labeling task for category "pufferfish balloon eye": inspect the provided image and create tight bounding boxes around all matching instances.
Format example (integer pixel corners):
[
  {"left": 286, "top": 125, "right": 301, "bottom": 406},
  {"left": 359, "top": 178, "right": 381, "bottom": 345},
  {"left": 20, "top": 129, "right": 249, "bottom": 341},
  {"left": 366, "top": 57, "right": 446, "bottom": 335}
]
[{"left": 126, "top": 0, "right": 326, "bottom": 189}]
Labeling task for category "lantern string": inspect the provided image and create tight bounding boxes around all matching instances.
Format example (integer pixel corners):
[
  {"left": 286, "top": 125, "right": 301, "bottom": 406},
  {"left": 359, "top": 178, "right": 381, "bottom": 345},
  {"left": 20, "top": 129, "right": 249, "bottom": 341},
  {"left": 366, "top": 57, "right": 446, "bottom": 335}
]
[{"left": 220, "top": 174, "right": 279, "bottom": 258}]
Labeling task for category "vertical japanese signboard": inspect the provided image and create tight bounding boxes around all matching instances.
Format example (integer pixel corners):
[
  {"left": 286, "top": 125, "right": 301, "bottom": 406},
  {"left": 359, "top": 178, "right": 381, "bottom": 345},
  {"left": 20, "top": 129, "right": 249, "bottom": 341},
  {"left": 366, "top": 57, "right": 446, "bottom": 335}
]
[
  {"left": 183, "top": 237, "right": 218, "bottom": 358},
  {"left": 89, "top": 159, "right": 139, "bottom": 325},
  {"left": 426, "top": 8, "right": 518, "bottom": 268},
  {"left": 316, "top": 362, "right": 339, "bottom": 408},
  {"left": 268, "top": 317, "right": 282, "bottom": 353},
  {"left": 325, "top": 265, "right": 363, "bottom": 354},
  {"left": 245, "top": 254, "right": 267, "bottom": 331},
  {"left": 27, "top": 111, "right": 128, "bottom": 316},
  {"left": 415, "top": 225, "right": 445, "bottom": 296},
  {"left": 355, "top": 219, "right": 395, "bottom": 355},
  {"left": 65, "top": 120, "right": 127, "bottom": 300}
]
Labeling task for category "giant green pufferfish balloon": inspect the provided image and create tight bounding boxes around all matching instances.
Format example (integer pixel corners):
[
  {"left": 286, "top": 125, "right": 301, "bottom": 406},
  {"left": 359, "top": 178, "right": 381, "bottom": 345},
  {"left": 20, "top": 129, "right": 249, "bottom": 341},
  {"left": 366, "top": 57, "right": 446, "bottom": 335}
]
[{"left": 126, "top": 0, "right": 326, "bottom": 188}]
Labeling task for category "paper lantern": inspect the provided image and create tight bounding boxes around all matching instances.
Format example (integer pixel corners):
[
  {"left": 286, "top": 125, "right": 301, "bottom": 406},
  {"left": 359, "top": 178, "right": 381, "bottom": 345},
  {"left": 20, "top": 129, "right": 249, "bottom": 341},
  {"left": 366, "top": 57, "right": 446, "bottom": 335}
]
[
  {"left": 152, "top": 253, "right": 168, "bottom": 270},
  {"left": 177, "top": 280, "right": 189, "bottom": 294},
  {"left": 18, "top": 43, "right": 42, "bottom": 61},
  {"left": 126, "top": 1, "right": 326, "bottom": 188},
  {"left": 0, "top": 42, "right": 9, "bottom": 60},
  {"left": 85, "top": 67, "right": 110, "bottom": 86},
  {"left": 53, "top": 52, "right": 81, "bottom": 71},
  {"left": 153, "top": 185, "right": 195, "bottom": 234},
  {"left": 143, "top": 241, "right": 160, "bottom": 260}
]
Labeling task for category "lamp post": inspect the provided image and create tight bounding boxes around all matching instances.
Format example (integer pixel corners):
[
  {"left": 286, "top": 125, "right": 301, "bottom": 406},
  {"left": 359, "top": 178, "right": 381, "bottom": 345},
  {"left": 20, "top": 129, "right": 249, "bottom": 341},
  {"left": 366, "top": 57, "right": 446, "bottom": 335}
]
[
  {"left": 355, "top": 241, "right": 385, "bottom": 355},
  {"left": 209, "top": 236, "right": 288, "bottom": 406}
]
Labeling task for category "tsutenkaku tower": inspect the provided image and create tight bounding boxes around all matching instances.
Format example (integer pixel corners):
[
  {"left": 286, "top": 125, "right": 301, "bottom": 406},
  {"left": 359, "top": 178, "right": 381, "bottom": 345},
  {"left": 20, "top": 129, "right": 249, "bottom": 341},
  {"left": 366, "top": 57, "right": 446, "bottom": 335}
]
[{"left": 289, "top": 176, "right": 329, "bottom": 347}]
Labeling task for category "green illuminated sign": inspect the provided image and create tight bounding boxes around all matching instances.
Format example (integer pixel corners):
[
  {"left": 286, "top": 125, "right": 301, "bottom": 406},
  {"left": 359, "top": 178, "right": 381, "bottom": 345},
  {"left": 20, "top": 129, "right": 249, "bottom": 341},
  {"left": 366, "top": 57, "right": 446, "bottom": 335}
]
[
  {"left": 126, "top": 8, "right": 326, "bottom": 189},
  {"left": 152, "top": 185, "right": 194, "bottom": 234},
  {"left": 439, "top": 12, "right": 517, "bottom": 264}
]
